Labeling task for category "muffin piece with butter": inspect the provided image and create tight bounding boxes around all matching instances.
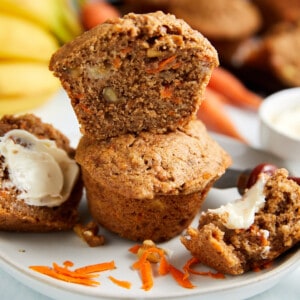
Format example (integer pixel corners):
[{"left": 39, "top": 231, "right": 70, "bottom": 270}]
[
  {"left": 75, "top": 120, "right": 231, "bottom": 242},
  {"left": 181, "top": 169, "right": 300, "bottom": 275},
  {"left": 49, "top": 11, "right": 218, "bottom": 140},
  {"left": 0, "top": 114, "right": 82, "bottom": 232}
]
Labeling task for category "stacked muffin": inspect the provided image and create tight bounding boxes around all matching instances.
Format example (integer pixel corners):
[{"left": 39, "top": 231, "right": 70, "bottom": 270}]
[{"left": 50, "top": 11, "right": 231, "bottom": 242}]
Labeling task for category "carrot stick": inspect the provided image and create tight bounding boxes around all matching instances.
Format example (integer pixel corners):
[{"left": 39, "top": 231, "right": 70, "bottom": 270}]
[
  {"left": 74, "top": 261, "right": 116, "bottom": 274},
  {"left": 108, "top": 276, "right": 132, "bottom": 289},
  {"left": 208, "top": 67, "right": 262, "bottom": 111},
  {"left": 168, "top": 264, "right": 195, "bottom": 289},
  {"left": 197, "top": 88, "right": 248, "bottom": 143}
]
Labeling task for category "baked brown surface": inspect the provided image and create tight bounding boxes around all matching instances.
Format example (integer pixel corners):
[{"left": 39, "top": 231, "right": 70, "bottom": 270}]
[
  {"left": 181, "top": 169, "right": 300, "bottom": 275},
  {"left": 76, "top": 120, "right": 231, "bottom": 242},
  {"left": 76, "top": 120, "right": 231, "bottom": 199},
  {"left": 50, "top": 11, "right": 218, "bottom": 140},
  {"left": 169, "top": 0, "right": 261, "bottom": 40},
  {"left": 82, "top": 168, "right": 210, "bottom": 242},
  {"left": 0, "top": 114, "right": 82, "bottom": 232}
]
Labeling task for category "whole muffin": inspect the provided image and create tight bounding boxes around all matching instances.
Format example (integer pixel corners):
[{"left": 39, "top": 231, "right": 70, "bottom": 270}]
[
  {"left": 0, "top": 114, "right": 82, "bottom": 232},
  {"left": 76, "top": 120, "right": 231, "bottom": 242},
  {"left": 49, "top": 11, "right": 218, "bottom": 140}
]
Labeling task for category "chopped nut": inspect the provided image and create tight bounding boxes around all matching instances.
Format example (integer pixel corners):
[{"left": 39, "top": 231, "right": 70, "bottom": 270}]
[
  {"left": 103, "top": 87, "right": 118, "bottom": 103},
  {"left": 74, "top": 221, "right": 105, "bottom": 247},
  {"left": 146, "top": 48, "right": 163, "bottom": 58},
  {"left": 137, "top": 240, "right": 161, "bottom": 263}
]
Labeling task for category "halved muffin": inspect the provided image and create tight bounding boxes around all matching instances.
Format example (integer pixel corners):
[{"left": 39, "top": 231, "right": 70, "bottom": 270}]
[
  {"left": 0, "top": 114, "right": 82, "bottom": 232},
  {"left": 49, "top": 11, "right": 218, "bottom": 140}
]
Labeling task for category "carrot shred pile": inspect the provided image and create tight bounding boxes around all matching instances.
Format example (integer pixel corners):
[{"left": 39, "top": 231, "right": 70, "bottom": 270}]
[
  {"left": 29, "top": 260, "right": 116, "bottom": 287},
  {"left": 130, "top": 242, "right": 226, "bottom": 291}
]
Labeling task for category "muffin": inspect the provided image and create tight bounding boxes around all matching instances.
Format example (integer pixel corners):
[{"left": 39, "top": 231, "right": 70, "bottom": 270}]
[
  {"left": 181, "top": 169, "right": 300, "bottom": 275},
  {"left": 0, "top": 114, "right": 82, "bottom": 232},
  {"left": 49, "top": 11, "right": 218, "bottom": 140},
  {"left": 76, "top": 120, "right": 231, "bottom": 242},
  {"left": 168, "top": 0, "right": 262, "bottom": 41}
]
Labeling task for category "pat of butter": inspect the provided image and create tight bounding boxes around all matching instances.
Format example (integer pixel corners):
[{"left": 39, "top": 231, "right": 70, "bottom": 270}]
[
  {"left": 0, "top": 129, "right": 79, "bottom": 207},
  {"left": 271, "top": 105, "right": 300, "bottom": 140},
  {"left": 208, "top": 174, "right": 268, "bottom": 229}
]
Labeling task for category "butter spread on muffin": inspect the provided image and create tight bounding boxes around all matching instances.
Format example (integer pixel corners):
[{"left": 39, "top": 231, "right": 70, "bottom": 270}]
[
  {"left": 0, "top": 114, "right": 83, "bottom": 232},
  {"left": 181, "top": 169, "right": 300, "bottom": 275},
  {"left": 0, "top": 129, "right": 79, "bottom": 207}
]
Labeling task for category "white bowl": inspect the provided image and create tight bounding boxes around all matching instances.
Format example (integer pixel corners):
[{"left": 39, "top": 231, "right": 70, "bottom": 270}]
[{"left": 259, "top": 87, "right": 300, "bottom": 161}]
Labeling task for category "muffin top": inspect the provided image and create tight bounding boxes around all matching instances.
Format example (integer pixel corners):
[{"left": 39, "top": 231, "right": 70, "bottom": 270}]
[{"left": 76, "top": 120, "right": 231, "bottom": 199}]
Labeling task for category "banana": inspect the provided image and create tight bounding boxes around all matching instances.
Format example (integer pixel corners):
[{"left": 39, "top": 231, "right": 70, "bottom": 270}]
[
  {"left": 0, "top": 92, "right": 57, "bottom": 116},
  {"left": 0, "top": 62, "right": 60, "bottom": 98},
  {"left": 0, "top": 13, "right": 59, "bottom": 61},
  {"left": 0, "top": 0, "right": 82, "bottom": 44}
]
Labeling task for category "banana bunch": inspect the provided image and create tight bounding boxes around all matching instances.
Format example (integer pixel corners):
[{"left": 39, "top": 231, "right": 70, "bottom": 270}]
[{"left": 0, "top": 0, "right": 82, "bottom": 115}]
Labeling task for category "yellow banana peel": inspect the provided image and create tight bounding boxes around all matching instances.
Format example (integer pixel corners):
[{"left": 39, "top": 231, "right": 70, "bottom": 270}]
[
  {"left": 0, "top": 62, "right": 60, "bottom": 97},
  {"left": 0, "top": 13, "right": 59, "bottom": 61},
  {"left": 0, "top": 91, "right": 58, "bottom": 116}
]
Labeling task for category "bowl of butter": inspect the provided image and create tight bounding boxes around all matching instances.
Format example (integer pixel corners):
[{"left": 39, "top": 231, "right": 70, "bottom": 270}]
[{"left": 259, "top": 87, "right": 300, "bottom": 161}]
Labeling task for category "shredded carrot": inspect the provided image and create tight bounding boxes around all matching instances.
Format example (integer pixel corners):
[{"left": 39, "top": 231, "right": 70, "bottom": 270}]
[
  {"left": 74, "top": 261, "right": 116, "bottom": 274},
  {"left": 208, "top": 67, "right": 262, "bottom": 111},
  {"left": 112, "top": 57, "right": 122, "bottom": 69},
  {"left": 160, "top": 86, "right": 173, "bottom": 98},
  {"left": 158, "top": 253, "right": 170, "bottom": 276},
  {"left": 146, "top": 55, "right": 176, "bottom": 74},
  {"left": 140, "top": 260, "right": 154, "bottom": 291},
  {"left": 120, "top": 47, "right": 132, "bottom": 56},
  {"left": 29, "top": 260, "right": 116, "bottom": 287},
  {"left": 128, "top": 244, "right": 141, "bottom": 254},
  {"left": 29, "top": 266, "right": 100, "bottom": 286},
  {"left": 63, "top": 260, "right": 74, "bottom": 268},
  {"left": 52, "top": 263, "right": 98, "bottom": 279},
  {"left": 252, "top": 261, "right": 273, "bottom": 272},
  {"left": 183, "top": 257, "right": 225, "bottom": 280},
  {"left": 108, "top": 276, "right": 132, "bottom": 289},
  {"left": 168, "top": 264, "right": 195, "bottom": 289},
  {"left": 197, "top": 88, "right": 248, "bottom": 143}
]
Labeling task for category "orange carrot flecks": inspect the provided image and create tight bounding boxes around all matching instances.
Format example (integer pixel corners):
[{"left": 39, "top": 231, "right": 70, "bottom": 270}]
[
  {"left": 146, "top": 55, "right": 176, "bottom": 74},
  {"left": 208, "top": 67, "right": 262, "bottom": 111}
]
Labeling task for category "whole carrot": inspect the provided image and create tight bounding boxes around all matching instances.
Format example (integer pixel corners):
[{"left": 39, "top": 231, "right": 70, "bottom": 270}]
[
  {"left": 197, "top": 88, "right": 248, "bottom": 143},
  {"left": 80, "top": 1, "right": 120, "bottom": 30},
  {"left": 208, "top": 67, "right": 262, "bottom": 111}
]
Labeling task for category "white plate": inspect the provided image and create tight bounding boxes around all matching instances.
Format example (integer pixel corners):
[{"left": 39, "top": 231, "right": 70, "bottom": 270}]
[{"left": 1, "top": 91, "right": 300, "bottom": 300}]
